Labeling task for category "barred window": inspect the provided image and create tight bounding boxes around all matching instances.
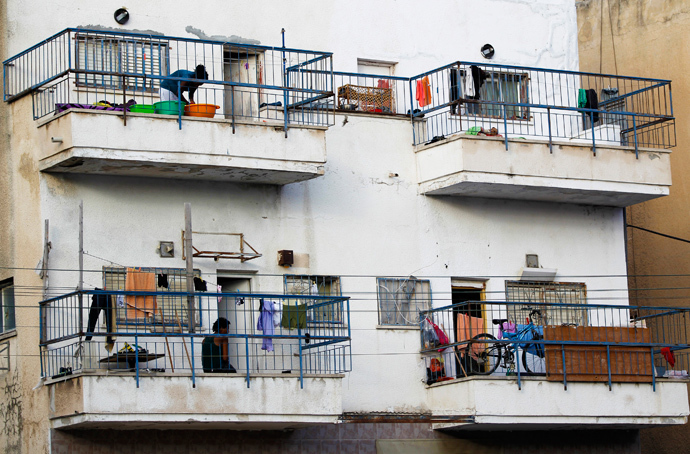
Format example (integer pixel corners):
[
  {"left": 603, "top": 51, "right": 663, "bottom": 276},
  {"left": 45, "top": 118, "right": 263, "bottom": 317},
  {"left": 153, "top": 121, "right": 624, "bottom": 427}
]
[
  {"left": 75, "top": 34, "right": 168, "bottom": 92},
  {"left": 377, "top": 277, "right": 431, "bottom": 326},
  {"left": 103, "top": 267, "right": 201, "bottom": 329},
  {"left": 505, "top": 281, "right": 587, "bottom": 326},
  {"left": 0, "top": 278, "right": 15, "bottom": 334},
  {"left": 284, "top": 275, "right": 342, "bottom": 324}
]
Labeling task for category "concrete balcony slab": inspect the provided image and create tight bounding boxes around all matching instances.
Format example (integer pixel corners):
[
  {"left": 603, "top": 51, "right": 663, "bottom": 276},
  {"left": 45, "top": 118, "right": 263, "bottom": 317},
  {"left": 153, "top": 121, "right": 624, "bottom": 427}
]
[
  {"left": 415, "top": 135, "right": 672, "bottom": 207},
  {"left": 48, "top": 373, "right": 343, "bottom": 430},
  {"left": 37, "top": 110, "right": 326, "bottom": 184}
]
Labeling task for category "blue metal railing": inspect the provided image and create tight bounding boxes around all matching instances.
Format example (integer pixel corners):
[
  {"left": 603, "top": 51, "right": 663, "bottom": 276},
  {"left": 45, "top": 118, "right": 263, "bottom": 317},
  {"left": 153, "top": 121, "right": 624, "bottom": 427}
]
[
  {"left": 421, "top": 300, "right": 689, "bottom": 391},
  {"left": 39, "top": 289, "right": 351, "bottom": 388},
  {"left": 4, "top": 31, "right": 675, "bottom": 151},
  {"left": 408, "top": 61, "right": 675, "bottom": 152},
  {"left": 4, "top": 28, "right": 335, "bottom": 131}
]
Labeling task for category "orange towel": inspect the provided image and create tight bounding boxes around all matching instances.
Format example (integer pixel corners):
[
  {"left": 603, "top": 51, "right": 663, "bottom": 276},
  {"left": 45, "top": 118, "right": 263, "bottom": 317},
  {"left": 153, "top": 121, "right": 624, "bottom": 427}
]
[
  {"left": 423, "top": 76, "right": 432, "bottom": 106},
  {"left": 125, "top": 268, "right": 157, "bottom": 320},
  {"left": 457, "top": 313, "right": 484, "bottom": 357}
]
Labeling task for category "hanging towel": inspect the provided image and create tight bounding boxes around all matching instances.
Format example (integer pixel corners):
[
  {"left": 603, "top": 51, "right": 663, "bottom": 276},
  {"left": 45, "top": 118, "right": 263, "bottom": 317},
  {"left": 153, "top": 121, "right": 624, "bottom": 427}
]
[
  {"left": 577, "top": 88, "right": 587, "bottom": 108},
  {"left": 281, "top": 303, "right": 307, "bottom": 330},
  {"left": 415, "top": 79, "right": 424, "bottom": 106},
  {"left": 273, "top": 300, "right": 283, "bottom": 327},
  {"left": 423, "top": 76, "right": 432, "bottom": 106},
  {"left": 456, "top": 313, "right": 485, "bottom": 358},
  {"left": 661, "top": 347, "right": 676, "bottom": 367},
  {"left": 257, "top": 298, "right": 275, "bottom": 352},
  {"left": 464, "top": 70, "right": 476, "bottom": 98},
  {"left": 125, "top": 268, "right": 157, "bottom": 320}
]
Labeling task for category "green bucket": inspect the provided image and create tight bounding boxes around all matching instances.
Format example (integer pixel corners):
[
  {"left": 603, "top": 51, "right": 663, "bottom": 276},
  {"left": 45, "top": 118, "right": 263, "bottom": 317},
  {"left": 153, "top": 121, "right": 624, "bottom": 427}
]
[
  {"left": 154, "top": 101, "right": 185, "bottom": 115},
  {"left": 130, "top": 104, "right": 155, "bottom": 114}
]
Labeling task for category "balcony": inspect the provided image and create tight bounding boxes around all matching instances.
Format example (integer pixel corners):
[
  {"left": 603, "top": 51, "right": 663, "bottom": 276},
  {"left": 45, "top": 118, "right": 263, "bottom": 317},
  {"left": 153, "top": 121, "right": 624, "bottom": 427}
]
[
  {"left": 4, "top": 28, "right": 334, "bottom": 184},
  {"left": 408, "top": 63, "right": 674, "bottom": 206},
  {"left": 40, "top": 289, "right": 351, "bottom": 429},
  {"left": 419, "top": 301, "right": 689, "bottom": 430}
]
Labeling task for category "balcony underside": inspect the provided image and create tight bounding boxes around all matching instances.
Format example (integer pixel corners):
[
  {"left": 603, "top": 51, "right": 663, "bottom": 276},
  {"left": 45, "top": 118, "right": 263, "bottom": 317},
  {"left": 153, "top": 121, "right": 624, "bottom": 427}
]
[
  {"left": 49, "top": 373, "right": 343, "bottom": 430},
  {"left": 38, "top": 110, "right": 326, "bottom": 184},
  {"left": 416, "top": 136, "right": 671, "bottom": 207},
  {"left": 427, "top": 377, "right": 688, "bottom": 430}
]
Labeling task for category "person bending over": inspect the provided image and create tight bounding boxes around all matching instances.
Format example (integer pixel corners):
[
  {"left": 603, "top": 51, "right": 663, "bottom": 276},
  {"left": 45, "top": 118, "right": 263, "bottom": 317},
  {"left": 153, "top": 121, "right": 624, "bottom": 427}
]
[
  {"left": 202, "top": 317, "right": 237, "bottom": 373},
  {"left": 159, "top": 64, "right": 208, "bottom": 104}
]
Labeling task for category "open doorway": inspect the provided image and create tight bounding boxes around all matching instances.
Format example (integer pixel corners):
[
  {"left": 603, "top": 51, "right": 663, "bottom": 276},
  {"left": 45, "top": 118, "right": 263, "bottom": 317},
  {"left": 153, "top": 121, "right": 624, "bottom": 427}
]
[
  {"left": 217, "top": 276, "right": 253, "bottom": 371},
  {"left": 451, "top": 280, "right": 487, "bottom": 377}
]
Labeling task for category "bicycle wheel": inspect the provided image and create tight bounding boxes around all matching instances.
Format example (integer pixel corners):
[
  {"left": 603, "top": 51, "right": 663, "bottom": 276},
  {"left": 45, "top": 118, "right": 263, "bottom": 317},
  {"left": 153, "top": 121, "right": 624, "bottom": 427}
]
[
  {"left": 521, "top": 345, "right": 546, "bottom": 375},
  {"left": 464, "top": 334, "right": 501, "bottom": 375}
]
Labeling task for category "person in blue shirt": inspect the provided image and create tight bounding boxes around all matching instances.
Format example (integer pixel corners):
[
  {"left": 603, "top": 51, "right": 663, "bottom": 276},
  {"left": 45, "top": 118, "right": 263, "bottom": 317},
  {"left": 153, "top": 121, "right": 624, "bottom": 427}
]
[{"left": 159, "top": 64, "right": 208, "bottom": 104}]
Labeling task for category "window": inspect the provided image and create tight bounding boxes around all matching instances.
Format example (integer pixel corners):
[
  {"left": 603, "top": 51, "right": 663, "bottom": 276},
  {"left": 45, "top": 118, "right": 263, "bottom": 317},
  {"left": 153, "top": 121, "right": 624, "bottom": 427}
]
[
  {"left": 284, "top": 275, "right": 342, "bottom": 324},
  {"left": 75, "top": 34, "right": 168, "bottom": 92},
  {"left": 103, "top": 267, "right": 200, "bottom": 328},
  {"left": 0, "top": 278, "right": 15, "bottom": 334},
  {"left": 451, "top": 68, "right": 529, "bottom": 119},
  {"left": 505, "top": 281, "right": 587, "bottom": 326},
  {"left": 377, "top": 277, "right": 431, "bottom": 326}
]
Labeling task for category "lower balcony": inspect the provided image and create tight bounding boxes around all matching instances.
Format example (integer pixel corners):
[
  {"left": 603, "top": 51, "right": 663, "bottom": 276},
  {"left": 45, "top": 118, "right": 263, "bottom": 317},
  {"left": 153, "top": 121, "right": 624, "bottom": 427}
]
[
  {"left": 37, "top": 109, "right": 327, "bottom": 184},
  {"left": 420, "top": 300, "right": 690, "bottom": 429},
  {"left": 49, "top": 373, "right": 343, "bottom": 430},
  {"left": 41, "top": 289, "right": 351, "bottom": 430},
  {"left": 415, "top": 134, "right": 671, "bottom": 207}
]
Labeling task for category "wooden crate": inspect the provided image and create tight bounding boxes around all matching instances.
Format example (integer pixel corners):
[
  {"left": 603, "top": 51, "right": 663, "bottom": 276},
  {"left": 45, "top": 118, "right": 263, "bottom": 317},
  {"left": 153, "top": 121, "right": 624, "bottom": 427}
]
[{"left": 544, "top": 326, "right": 653, "bottom": 383}]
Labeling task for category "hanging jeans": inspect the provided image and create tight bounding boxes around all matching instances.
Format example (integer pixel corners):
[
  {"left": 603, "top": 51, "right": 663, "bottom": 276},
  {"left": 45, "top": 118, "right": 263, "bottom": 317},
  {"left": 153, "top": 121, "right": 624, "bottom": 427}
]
[{"left": 85, "top": 290, "right": 113, "bottom": 344}]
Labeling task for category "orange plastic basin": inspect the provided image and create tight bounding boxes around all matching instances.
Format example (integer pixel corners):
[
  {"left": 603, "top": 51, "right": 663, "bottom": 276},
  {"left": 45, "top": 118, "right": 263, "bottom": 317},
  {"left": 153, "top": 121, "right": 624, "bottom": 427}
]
[{"left": 184, "top": 103, "right": 220, "bottom": 118}]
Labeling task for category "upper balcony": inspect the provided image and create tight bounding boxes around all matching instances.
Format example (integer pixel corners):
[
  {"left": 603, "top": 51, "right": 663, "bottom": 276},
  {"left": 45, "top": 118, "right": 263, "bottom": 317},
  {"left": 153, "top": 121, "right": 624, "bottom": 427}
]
[
  {"left": 409, "top": 63, "right": 675, "bottom": 206},
  {"left": 420, "top": 300, "right": 689, "bottom": 430},
  {"left": 40, "top": 288, "right": 351, "bottom": 430},
  {"left": 3, "top": 29, "right": 334, "bottom": 184}
]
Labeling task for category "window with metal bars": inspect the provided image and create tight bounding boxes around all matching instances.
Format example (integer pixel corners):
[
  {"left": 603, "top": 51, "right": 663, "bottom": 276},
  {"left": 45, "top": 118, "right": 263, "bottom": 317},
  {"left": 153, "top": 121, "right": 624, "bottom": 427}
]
[
  {"left": 377, "top": 277, "right": 431, "bottom": 326},
  {"left": 284, "top": 275, "right": 342, "bottom": 324},
  {"left": 0, "top": 278, "right": 15, "bottom": 334},
  {"left": 451, "top": 69, "right": 529, "bottom": 119},
  {"left": 103, "top": 267, "right": 201, "bottom": 329},
  {"left": 505, "top": 281, "right": 587, "bottom": 326},
  {"left": 75, "top": 34, "right": 168, "bottom": 92}
]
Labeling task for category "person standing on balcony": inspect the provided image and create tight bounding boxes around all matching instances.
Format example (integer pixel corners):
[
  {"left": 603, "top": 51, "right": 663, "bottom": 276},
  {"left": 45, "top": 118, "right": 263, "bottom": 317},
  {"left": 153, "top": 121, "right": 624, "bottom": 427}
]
[
  {"left": 159, "top": 64, "right": 209, "bottom": 104},
  {"left": 202, "top": 317, "right": 237, "bottom": 373}
]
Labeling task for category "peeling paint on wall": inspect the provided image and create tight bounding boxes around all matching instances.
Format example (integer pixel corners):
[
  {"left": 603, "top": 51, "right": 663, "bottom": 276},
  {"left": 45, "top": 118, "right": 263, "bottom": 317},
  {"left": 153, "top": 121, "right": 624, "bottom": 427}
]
[
  {"left": 77, "top": 24, "right": 165, "bottom": 36},
  {"left": 0, "top": 369, "right": 23, "bottom": 454},
  {"left": 185, "top": 26, "right": 260, "bottom": 45}
]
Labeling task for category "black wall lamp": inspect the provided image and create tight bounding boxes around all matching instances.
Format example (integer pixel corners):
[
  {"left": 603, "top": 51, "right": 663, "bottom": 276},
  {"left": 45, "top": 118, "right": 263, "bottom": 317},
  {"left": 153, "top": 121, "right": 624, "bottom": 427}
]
[
  {"left": 481, "top": 44, "right": 495, "bottom": 59},
  {"left": 114, "top": 8, "right": 129, "bottom": 25}
]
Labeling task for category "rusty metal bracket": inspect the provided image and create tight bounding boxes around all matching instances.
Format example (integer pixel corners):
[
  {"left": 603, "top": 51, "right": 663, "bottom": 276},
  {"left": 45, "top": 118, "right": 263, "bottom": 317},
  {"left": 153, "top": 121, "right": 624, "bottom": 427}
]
[{"left": 181, "top": 231, "right": 262, "bottom": 262}]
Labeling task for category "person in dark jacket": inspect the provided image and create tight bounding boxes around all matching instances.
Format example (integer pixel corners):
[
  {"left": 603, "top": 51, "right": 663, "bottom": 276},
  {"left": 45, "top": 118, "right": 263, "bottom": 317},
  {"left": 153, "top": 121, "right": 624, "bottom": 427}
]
[
  {"left": 159, "top": 64, "right": 208, "bottom": 104},
  {"left": 201, "top": 317, "right": 236, "bottom": 373}
]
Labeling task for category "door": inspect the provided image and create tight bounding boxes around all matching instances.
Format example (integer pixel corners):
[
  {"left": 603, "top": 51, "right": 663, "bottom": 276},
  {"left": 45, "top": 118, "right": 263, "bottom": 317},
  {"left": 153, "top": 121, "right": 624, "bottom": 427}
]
[{"left": 217, "top": 277, "right": 252, "bottom": 371}]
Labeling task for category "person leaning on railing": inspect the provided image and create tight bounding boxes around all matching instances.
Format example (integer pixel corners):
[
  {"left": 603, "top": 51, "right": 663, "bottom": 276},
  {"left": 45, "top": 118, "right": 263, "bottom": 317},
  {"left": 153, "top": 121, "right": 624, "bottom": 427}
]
[
  {"left": 202, "top": 317, "right": 237, "bottom": 373},
  {"left": 159, "top": 64, "right": 208, "bottom": 104}
]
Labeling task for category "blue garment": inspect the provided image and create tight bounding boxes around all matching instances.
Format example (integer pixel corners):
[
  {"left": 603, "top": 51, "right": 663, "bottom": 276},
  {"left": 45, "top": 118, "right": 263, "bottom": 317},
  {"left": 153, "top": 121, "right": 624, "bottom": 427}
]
[
  {"left": 160, "top": 70, "right": 195, "bottom": 96},
  {"left": 257, "top": 299, "right": 275, "bottom": 352}
]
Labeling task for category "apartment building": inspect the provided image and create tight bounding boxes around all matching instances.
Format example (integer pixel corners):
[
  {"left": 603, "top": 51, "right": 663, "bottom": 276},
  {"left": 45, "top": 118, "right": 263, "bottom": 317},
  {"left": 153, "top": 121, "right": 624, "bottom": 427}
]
[{"left": 0, "top": 1, "right": 687, "bottom": 453}]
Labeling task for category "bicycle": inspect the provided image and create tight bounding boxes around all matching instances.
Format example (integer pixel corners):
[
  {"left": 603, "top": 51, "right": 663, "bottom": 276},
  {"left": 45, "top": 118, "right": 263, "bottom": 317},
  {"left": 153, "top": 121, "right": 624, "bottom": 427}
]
[{"left": 460, "top": 309, "right": 546, "bottom": 376}]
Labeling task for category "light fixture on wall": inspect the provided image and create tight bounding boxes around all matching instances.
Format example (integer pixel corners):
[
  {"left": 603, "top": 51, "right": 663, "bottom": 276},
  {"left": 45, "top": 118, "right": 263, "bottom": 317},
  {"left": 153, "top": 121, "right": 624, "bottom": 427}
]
[
  {"left": 114, "top": 8, "right": 130, "bottom": 25},
  {"left": 158, "top": 241, "right": 174, "bottom": 258},
  {"left": 481, "top": 44, "right": 495, "bottom": 59}
]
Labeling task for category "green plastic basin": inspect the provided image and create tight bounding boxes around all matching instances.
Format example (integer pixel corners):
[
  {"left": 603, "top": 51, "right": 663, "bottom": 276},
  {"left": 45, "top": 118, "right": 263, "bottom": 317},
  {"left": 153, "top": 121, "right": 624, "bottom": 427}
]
[
  {"left": 130, "top": 104, "right": 155, "bottom": 113},
  {"left": 154, "top": 101, "right": 185, "bottom": 115}
]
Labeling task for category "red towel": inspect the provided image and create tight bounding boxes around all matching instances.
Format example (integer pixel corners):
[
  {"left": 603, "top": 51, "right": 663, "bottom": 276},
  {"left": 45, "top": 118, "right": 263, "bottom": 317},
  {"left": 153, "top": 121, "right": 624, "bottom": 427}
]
[{"left": 661, "top": 347, "right": 675, "bottom": 367}]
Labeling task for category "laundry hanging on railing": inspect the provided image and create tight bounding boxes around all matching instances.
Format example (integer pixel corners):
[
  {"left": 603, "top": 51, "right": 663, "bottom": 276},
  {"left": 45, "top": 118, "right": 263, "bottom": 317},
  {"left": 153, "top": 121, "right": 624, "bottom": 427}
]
[
  {"left": 257, "top": 298, "right": 276, "bottom": 352},
  {"left": 416, "top": 76, "right": 432, "bottom": 107},
  {"left": 125, "top": 268, "right": 157, "bottom": 319}
]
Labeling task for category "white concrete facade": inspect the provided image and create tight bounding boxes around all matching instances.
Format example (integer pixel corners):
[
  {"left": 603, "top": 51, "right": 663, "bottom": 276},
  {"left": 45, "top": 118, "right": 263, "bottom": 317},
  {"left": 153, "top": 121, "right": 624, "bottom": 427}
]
[{"left": 0, "top": 1, "right": 685, "bottom": 453}]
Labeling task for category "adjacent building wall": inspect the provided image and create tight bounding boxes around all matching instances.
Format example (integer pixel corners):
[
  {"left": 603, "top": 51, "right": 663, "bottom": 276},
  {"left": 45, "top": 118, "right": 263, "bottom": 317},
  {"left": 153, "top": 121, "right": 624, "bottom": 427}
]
[{"left": 577, "top": 1, "right": 690, "bottom": 453}]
